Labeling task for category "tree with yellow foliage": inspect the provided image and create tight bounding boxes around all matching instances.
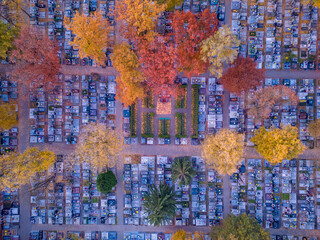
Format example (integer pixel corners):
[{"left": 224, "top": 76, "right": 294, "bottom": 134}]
[
  {"left": 202, "top": 129, "right": 244, "bottom": 175},
  {"left": 0, "top": 147, "right": 55, "bottom": 189},
  {"left": 0, "top": 0, "right": 29, "bottom": 25},
  {"left": 156, "top": 0, "right": 183, "bottom": 11},
  {"left": 0, "top": 103, "right": 18, "bottom": 130},
  {"left": 171, "top": 230, "right": 204, "bottom": 240},
  {"left": 75, "top": 122, "right": 123, "bottom": 169},
  {"left": 251, "top": 126, "right": 305, "bottom": 165},
  {"left": 115, "top": 0, "right": 165, "bottom": 41},
  {"left": 111, "top": 42, "right": 144, "bottom": 106},
  {"left": 200, "top": 26, "right": 240, "bottom": 78},
  {"left": 0, "top": 21, "right": 18, "bottom": 60},
  {"left": 64, "top": 11, "right": 110, "bottom": 66},
  {"left": 307, "top": 119, "right": 320, "bottom": 146}
]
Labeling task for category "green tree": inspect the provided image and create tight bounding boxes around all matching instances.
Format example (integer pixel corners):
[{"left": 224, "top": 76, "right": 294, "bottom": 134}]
[
  {"left": 0, "top": 147, "right": 55, "bottom": 189},
  {"left": 143, "top": 183, "right": 176, "bottom": 226},
  {"left": 251, "top": 126, "right": 306, "bottom": 165},
  {"left": 211, "top": 214, "right": 269, "bottom": 240},
  {"left": 202, "top": 129, "right": 244, "bottom": 175},
  {"left": 172, "top": 157, "right": 196, "bottom": 186},
  {"left": 0, "top": 21, "right": 17, "bottom": 59},
  {"left": 0, "top": 103, "right": 18, "bottom": 130},
  {"left": 97, "top": 171, "right": 117, "bottom": 194}
]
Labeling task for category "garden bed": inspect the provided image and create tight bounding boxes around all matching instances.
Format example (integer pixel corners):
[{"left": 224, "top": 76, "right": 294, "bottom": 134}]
[
  {"left": 175, "top": 113, "right": 187, "bottom": 138},
  {"left": 142, "top": 112, "right": 154, "bottom": 138},
  {"left": 130, "top": 104, "right": 137, "bottom": 137},
  {"left": 175, "top": 85, "right": 187, "bottom": 109},
  {"left": 158, "top": 119, "right": 170, "bottom": 138},
  {"left": 142, "top": 92, "right": 154, "bottom": 108},
  {"left": 191, "top": 85, "right": 199, "bottom": 138}
]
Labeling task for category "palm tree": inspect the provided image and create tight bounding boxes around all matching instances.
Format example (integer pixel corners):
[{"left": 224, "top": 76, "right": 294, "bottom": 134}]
[
  {"left": 143, "top": 183, "right": 176, "bottom": 226},
  {"left": 172, "top": 157, "right": 196, "bottom": 186}
]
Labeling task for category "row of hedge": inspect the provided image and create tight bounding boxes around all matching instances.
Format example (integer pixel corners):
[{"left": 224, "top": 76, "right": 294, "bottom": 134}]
[
  {"left": 130, "top": 103, "right": 137, "bottom": 138},
  {"left": 175, "top": 85, "right": 187, "bottom": 109},
  {"left": 191, "top": 85, "right": 199, "bottom": 138},
  {"left": 175, "top": 113, "right": 187, "bottom": 138},
  {"left": 159, "top": 119, "right": 170, "bottom": 138},
  {"left": 142, "top": 92, "right": 154, "bottom": 108},
  {"left": 142, "top": 112, "right": 154, "bottom": 138}
]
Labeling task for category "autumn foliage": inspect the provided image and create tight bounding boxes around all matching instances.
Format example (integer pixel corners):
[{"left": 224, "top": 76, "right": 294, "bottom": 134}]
[
  {"left": 202, "top": 129, "right": 244, "bottom": 175},
  {"left": 138, "top": 38, "right": 178, "bottom": 96},
  {"left": 10, "top": 26, "right": 60, "bottom": 88},
  {"left": 221, "top": 57, "right": 265, "bottom": 95},
  {"left": 0, "top": 147, "right": 56, "bottom": 189},
  {"left": 251, "top": 126, "right": 305, "bottom": 165},
  {"left": 171, "top": 9, "right": 219, "bottom": 77},
  {"left": 248, "top": 85, "right": 299, "bottom": 121},
  {"left": 111, "top": 43, "right": 144, "bottom": 106},
  {"left": 200, "top": 26, "right": 240, "bottom": 78},
  {"left": 64, "top": 11, "right": 110, "bottom": 66},
  {"left": 115, "top": 0, "right": 165, "bottom": 42}
]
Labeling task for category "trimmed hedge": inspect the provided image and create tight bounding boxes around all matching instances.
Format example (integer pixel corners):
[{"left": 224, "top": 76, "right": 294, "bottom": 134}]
[
  {"left": 191, "top": 85, "right": 199, "bottom": 138},
  {"left": 175, "top": 113, "right": 187, "bottom": 138},
  {"left": 130, "top": 103, "right": 137, "bottom": 137}
]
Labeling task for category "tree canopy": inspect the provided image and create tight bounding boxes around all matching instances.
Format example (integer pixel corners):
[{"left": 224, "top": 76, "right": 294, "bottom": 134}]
[
  {"left": 221, "top": 57, "right": 265, "bottom": 95},
  {"left": 138, "top": 37, "right": 177, "bottom": 96},
  {"left": 0, "top": 21, "right": 18, "bottom": 60},
  {"left": 111, "top": 42, "right": 144, "bottom": 106},
  {"left": 0, "top": 147, "right": 55, "bottom": 189},
  {"left": 97, "top": 171, "right": 117, "bottom": 194},
  {"left": 202, "top": 129, "right": 244, "bottom": 175},
  {"left": 200, "top": 26, "right": 240, "bottom": 78},
  {"left": 0, "top": 0, "right": 29, "bottom": 25},
  {"left": 251, "top": 126, "right": 305, "bottom": 165},
  {"left": 307, "top": 119, "right": 320, "bottom": 143},
  {"left": 156, "top": 0, "right": 184, "bottom": 11},
  {"left": 211, "top": 214, "right": 269, "bottom": 240},
  {"left": 247, "top": 85, "right": 299, "bottom": 121},
  {"left": 115, "top": 0, "right": 165, "bottom": 41},
  {"left": 10, "top": 26, "right": 60, "bottom": 88},
  {"left": 143, "top": 183, "right": 176, "bottom": 226},
  {"left": 172, "top": 157, "right": 196, "bottom": 186},
  {"left": 0, "top": 103, "right": 18, "bottom": 130},
  {"left": 171, "top": 230, "right": 204, "bottom": 240},
  {"left": 64, "top": 11, "right": 110, "bottom": 66},
  {"left": 75, "top": 122, "right": 123, "bottom": 169},
  {"left": 171, "top": 9, "right": 219, "bottom": 77}
]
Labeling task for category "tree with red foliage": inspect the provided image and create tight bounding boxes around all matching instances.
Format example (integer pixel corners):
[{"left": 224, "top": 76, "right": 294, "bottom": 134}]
[
  {"left": 171, "top": 9, "right": 218, "bottom": 77},
  {"left": 10, "top": 26, "right": 60, "bottom": 88},
  {"left": 137, "top": 37, "right": 178, "bottom": 96},
  {"left": 221, "top": 57, "right": 265, "bottom": 95}
]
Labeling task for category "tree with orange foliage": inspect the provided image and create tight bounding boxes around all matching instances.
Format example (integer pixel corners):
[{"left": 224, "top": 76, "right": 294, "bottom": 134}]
[
  {"left": 171, "top": 9, "right": 218, "bottom": 77},
  {"left": 248, "top": 85, "right": 299, "bottom": 121},
  {"left": 221, "top": 57, "right": 265, "bottom": 95},
  {"left": 111, "top": 42, "right": 145, "bottom": 106},
  {"left": 137, "top": 37, "right": 178, "bottom": 96},
  {"left": 64, "top": 11, "right": 110, "bottom": 66},
  {"left": 10, "top": 26, "right": 60, "bottom": 88}
]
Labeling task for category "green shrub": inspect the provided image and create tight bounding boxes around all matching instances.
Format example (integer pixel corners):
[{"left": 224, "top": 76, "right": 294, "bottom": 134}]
[{"left": 97, "top": 171, "right": 117, "bottom": 194}]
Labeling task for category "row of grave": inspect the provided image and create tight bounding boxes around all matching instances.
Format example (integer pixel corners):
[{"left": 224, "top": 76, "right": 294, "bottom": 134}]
[{"left": 29, "top": 74, "right": 116, "bottom": 144}]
